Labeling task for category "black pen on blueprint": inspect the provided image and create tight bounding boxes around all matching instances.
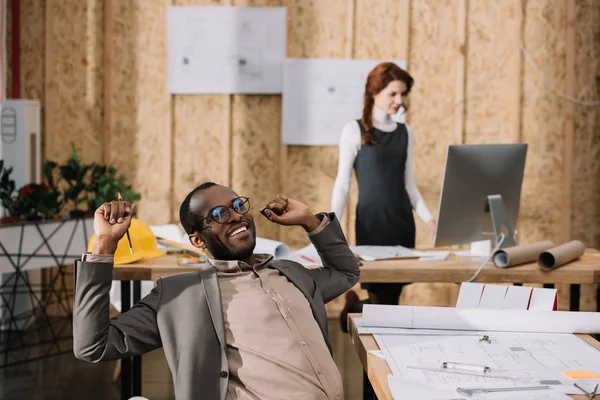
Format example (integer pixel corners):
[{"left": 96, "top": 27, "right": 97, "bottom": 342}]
[{"left": 117, "top": 192, "right": 134, "bottom": 255}]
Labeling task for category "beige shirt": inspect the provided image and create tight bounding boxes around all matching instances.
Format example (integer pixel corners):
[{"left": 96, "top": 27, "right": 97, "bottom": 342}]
[{"left": 210, "top": 215, "right": 343, "bottom": 400}]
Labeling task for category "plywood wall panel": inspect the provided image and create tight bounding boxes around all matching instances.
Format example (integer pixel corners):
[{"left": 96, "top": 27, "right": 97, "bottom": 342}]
[
  {"left": 354, "top": 0, "right": 408, "bottom": 60},
  {"left": 21, "top": 0, "right": 46, "bottom": 103},
  {"left": 408, "top": 0, "right": 465, "bottom": 248},
  {"left": 571, "top": 2, "right": 600, "bottom": 311},
  {"left": 281, "top": 0, "right": 350, "bottom": 248},
  {"left": 45, "top": 0, "right": 104, "bottom": 164},
  {"left": 519, "top": 0, "right": 567, "bottom": 246},
  {"left": 172, "top": 96, "right": 231, "bottom": 222},
  {"left": 231, "top": 95, "right": 282, "bottom": 240},
  {"left": 571, "top": 2, "right": 600, "bottom": 248},
  {"left": 464, "top": 0, "right": 522, "bottom": 145},
  {"left": 171, "top": 0, "right": 231, "bottom": 224},
  {"left": 104, "top": 0, "right": 137, "bottom": 185},
  {"left": 234, "top": 0, "right": 280, "bottom": 5},
  {"left": 106, "top": 0, "right": 171, "bottom": 224}
]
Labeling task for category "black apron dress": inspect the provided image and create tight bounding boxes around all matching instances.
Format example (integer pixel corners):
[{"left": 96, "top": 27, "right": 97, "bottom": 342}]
[{"left": 354, "top": 120, "right": 416, "bottom": 295}]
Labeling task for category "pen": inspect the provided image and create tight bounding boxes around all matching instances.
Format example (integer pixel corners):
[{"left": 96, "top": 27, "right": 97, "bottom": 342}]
[
  {"left": 301, "top": 255, "right": 318, "bottom": 264},
  {"left": 406, "top": 365, "right": 514, "bottom": 380},
  {"left": 117, "top": 192, "right": 134, "bottom": 255},
  {"left": 442, "top": 362, "right": 491, "bottom": 374}
]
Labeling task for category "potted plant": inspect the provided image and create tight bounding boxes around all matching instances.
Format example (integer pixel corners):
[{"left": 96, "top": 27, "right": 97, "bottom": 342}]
[
  {"left": 12, "top": 182, "right": 61, "bottom": 221},
  {"left": 0, "top": 160, "right": 18, "bottom": 223},
  {"left": 58, "top": 147, "right": 91, "bottom": 217},
  {"left": 42, "top": 160, "right": 64, "bottom": 219},
  {"left": 87, "top": 164, "right": 141, "bottom": 211}
]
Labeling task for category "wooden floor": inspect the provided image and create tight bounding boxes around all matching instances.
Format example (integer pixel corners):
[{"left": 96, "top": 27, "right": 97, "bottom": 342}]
[{"left": 0, "top": 317, "right": 363, "bottom": 400}]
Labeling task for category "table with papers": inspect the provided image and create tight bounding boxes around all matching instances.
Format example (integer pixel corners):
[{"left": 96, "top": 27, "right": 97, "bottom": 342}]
[{"left": 348, "top": 314, "right": 600, "bottom": 400}]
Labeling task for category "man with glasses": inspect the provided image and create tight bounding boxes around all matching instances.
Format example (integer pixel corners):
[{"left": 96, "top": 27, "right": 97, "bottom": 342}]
[{"left": 73, "top": 182, "right": 359, "bottom": 400}]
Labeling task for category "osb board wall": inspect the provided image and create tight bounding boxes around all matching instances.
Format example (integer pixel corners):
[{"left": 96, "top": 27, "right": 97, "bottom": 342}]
[
  {"left": 464, "top": 0, "right": 522, "bottom": 145},
  {"left": 104, "top": 0, "right": 172, "bottom": 224},
  {"left": 520, "top": 0, "right": 567, "bottom": 248},
  {"left": 572, "top": 1, "right": 600, "bottom": 312},
  {"left": 8, "top": 0, "right": 600, "bottom": 310},
  {"left": 44, "top": 0, "right": 104, "bottom": 164}
]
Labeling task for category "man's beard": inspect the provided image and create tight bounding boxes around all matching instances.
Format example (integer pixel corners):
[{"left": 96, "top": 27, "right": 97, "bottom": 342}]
[{"left": 203, "top": 228, "right": 256, "bottom": 261}]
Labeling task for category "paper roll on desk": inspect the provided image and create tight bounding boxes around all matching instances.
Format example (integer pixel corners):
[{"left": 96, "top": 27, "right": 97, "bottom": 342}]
[
  {"left": 253, "top": 237, "right": 291, "bottom": 259},
  {"left": 362, "top": 304, "right": 600, "bottom": 334},
  {"left": 538, "top": 240, "right": 585, "bottom": 271},
  {"left": 492, "top": 241, "right": 554, "bottom": 268}
]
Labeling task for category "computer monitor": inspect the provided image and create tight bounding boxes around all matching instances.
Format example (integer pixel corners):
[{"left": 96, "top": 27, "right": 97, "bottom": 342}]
[{"left": 433, "top": 143, "right": 528, "bottom": 249}]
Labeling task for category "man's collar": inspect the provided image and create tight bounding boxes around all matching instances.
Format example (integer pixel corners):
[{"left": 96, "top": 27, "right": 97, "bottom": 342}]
[{"left": 208, "top": 253, "right": 273, "bottom": 273}]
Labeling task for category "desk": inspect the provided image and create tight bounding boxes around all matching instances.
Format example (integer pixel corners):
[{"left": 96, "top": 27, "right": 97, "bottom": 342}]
[
  {"left": 358, "top": 249, "right": 600, "bottom": 284},
  {"left": 113, "top": 249, "right": 600, "bottom": 284},
  {"left": 111, "top": 250, "right": 600, "bottom": 399},
  {"left": 348, "top": 314, "right": 599, "bottom": 400}
]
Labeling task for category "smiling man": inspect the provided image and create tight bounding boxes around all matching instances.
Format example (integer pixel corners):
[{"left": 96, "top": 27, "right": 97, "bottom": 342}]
[{"left": 73, "top": 182, "right": 359, "bottom": 400}]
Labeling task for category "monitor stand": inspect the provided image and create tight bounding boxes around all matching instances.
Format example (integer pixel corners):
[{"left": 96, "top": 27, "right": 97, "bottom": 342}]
[{"left": 487, "top": 194, "right": 516, "bottom": 248}]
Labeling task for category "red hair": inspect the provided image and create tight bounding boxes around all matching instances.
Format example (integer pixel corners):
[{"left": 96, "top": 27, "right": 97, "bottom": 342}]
[{"left": 361, "top": 62, "right": 414, "bottom": 145}]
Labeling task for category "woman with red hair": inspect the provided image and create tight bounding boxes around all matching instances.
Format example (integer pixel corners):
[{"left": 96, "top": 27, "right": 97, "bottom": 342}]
[{"left": 332, "top": 62, "right": 436, "bottom": 332}]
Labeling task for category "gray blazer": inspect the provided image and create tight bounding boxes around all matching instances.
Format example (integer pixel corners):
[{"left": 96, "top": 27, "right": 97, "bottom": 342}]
[{"left": 73, "top": 213, "right": 359, "bottom": 400}]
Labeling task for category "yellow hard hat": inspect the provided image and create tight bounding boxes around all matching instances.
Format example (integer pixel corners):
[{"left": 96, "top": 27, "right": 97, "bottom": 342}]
[
  {"left": 130, "top": 219, "right": 165, "bottom": 259},
  {"left": 87, "top": 219, "right": 165, "bottom": 265}
]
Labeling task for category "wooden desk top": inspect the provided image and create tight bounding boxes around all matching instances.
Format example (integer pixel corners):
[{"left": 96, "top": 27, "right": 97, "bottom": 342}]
[
  {"left": 359, "top": 249, "right": 600, "bottom": 284},
  {"left": 112, "top": 249, "right": 600, "bottom": 284},
  {"left": 348, "top": 314, "right": 599, "bottom": 400}
]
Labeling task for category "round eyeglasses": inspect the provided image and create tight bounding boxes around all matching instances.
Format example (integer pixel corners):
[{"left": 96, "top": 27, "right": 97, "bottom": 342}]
[{"left": 199, "top": 197, "right": 250, "bottom": 230}]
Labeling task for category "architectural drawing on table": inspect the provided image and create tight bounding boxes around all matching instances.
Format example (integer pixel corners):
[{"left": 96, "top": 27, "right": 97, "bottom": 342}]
[{"left": 375, "top": 333, "right": 600, "bottom": 389}]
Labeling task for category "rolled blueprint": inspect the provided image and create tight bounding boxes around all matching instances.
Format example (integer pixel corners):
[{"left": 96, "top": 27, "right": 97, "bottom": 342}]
[
  {"left": 492, "top": 241, "right": 554, "bottom": 268},
  {"left": 538, "top": 240, "right": 585, "bottom": 271},
  {"left": 254, "top": 237, "right": 291, "bottom": 259},
  {"left": 362, "top": 304, "right": 600, "bottom": 334}
]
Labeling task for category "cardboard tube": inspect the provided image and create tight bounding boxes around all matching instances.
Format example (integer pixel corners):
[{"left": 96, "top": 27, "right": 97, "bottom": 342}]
[
  {"left": 538, "top": 240, "right": 585, "bottom": 271},
  {"left": 492, "top": 241, "right": 554, "bottom": 268}
]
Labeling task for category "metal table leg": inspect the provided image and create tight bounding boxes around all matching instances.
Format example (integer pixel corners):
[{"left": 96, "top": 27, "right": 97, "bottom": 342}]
[
  {"left": 570, "top": 284, "right": 580, "bottom": 311},
  {"left": 363, "top": 370, "right": 376, "bottom": 400}
]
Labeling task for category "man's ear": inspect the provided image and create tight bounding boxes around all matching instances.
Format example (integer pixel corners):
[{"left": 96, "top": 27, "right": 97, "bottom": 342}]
[{"left": 188, "top": 233, "right": 205, "bottom": 249}]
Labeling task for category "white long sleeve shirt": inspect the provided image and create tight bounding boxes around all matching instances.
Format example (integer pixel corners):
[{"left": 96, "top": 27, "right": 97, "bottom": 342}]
[{"left": 331, "top": 107, "right": 433, "bottom": 223}]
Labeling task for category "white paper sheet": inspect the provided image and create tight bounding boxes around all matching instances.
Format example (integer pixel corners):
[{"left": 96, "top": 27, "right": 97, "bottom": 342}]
[
  {"left": 387, "top": 375, "right": 461, "bottom": 400},
  {"left": 369, "top": 350, "right": 386, "bottom": 359},
  {"left": 151, "top": 224, "right": 185, "bottom": 245},
  {"left": 479, "top": 285, "right": 509, "bottom": 309},
  {"left": 362, "top": 304, "right": 600, "bottom": 334},
  {"left": 349, "top": 245, "right": 420, "bottom": 261},
  {"left": 529, "top": 288, "right": 557, "bottom": 311},
  {"left": 168, "top": 6, "right": 287, "bottom": 94},
  {"left": 388, "top": 374, "right": 572, "bottom": 399},
  {"left": 419, "top": 251, "right": 450, "bottom": 261},
  {"left": 501, "top": 286, "right": 533, "bottom": 310},
  {"left": 286, "top": 244, "right": 323, "bottom": 267},
  {"left": 356, "top": 318, "right": 479, "bottom": 336},
  {"left": 281, "top": 58, "right": 407, "bottom": 146},
  {"left": 456, "top": 283, "right": 485, "bottom": 309}
]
